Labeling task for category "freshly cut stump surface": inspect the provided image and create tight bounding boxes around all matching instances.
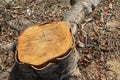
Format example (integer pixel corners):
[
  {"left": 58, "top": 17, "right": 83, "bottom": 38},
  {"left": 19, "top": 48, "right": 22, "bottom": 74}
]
[{"left": 17, "top": 21, "right": 73, "bottom": 66}]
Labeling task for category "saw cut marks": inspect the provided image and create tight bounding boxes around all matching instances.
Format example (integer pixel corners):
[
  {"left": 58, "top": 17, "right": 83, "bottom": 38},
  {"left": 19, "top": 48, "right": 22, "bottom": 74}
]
[{"left": 17, "top": 21, "right": 73, "bottom": 66}]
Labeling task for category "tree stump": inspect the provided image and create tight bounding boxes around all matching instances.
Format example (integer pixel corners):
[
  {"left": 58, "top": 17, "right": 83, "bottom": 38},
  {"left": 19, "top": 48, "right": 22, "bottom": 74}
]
[
  {"left": 9, "top": 0, "right": 101, "bottom": 80},
  {"left": 17, "top": 21, "right": 73, "bottom": 66},
  {"left": 10, "top": 21, "right": 80, "bottom": 80}
]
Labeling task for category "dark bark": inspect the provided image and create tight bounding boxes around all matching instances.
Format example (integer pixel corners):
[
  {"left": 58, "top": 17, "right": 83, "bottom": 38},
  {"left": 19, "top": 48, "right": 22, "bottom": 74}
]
[
  {"left": 9, "top": 0, "right": 101, "bottom": 80},
  {"left": 9, "top": 48, "right": 80, "bottom": 80}
]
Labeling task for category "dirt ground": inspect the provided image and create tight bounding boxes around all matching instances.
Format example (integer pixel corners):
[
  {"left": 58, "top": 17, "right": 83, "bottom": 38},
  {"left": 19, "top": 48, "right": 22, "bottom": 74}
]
[{"left": 0, "top": 0, "right": 120, "bottom": 80}]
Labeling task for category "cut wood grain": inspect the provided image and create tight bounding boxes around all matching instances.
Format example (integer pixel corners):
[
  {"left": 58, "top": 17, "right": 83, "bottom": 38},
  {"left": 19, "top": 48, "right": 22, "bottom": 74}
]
[
  {"left": 9, "top": 0, "right": 101, "bottom": 80},
  {"left": 17, "top": 21, "right": 73, "bottom": 66}
]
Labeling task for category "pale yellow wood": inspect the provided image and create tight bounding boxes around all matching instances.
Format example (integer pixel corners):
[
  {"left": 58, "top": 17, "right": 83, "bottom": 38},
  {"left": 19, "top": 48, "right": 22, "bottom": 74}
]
[{"left": 17, "top": 21, "right": 73, "bottom": 66}]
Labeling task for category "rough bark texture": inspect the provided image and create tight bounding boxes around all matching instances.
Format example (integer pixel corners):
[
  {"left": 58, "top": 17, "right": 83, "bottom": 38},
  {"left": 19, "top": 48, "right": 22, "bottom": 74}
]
[
  {"left": 10, "top": 48, "right": 80, "bottom": 80},
  {"left": 9, "top": 0, "right": 101, "bottom": 80}
]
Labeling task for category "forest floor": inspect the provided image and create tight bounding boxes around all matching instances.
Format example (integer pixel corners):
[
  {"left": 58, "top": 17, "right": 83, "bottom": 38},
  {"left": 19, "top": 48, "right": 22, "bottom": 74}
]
[{"left": 0, "top": 0, "right": 120, "bottom": 80}]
